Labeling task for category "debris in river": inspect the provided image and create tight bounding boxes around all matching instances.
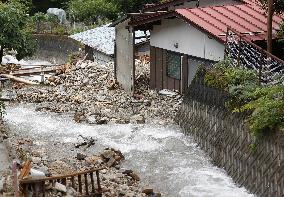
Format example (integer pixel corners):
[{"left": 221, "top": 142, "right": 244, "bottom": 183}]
[
  {"left": 15, "top": 60, "right": 182, "bottom": 125},
  {"left": 4, "top": 129, "right": 160, "bottom": 196},
  {"left": 75, "top": 135, "right": 96, "bottom": 149},
  {"left": 0, "top": 74, "right": 39, "bottom": 85}
]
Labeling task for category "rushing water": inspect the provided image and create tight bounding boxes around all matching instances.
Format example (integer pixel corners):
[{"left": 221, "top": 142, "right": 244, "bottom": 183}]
[{"left": 5, "top": 105, "right": 253, "bottom": 197}]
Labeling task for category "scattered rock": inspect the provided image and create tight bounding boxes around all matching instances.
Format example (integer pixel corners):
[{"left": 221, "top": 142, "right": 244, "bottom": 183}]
[
  {"left": 107, "top": 157, "right": 116, "bottom": 167},
  {"left": 54, "top": 182, "right": 67, "bottom": 193},
  {"left": 76, "top": 153, "right": 87, "bottom": 160},
  {"left": 15, "top": 60, "right": 182, "bottom": 126},
  {"left": 97, "top": 117, "right": 109, "bottom": 125},
  {"left": 74, "top": 112, "right": 86, "bottom": 123},
  {"left": 130, "top": 114, "right": 145, "bottom": 124},
  {"left": 101, "top": 149, "right": 115, "bottom": 160},
  {"left": 48, "top": 161, "right": 75, "bottom": 176},
  {"left": 142, "top": 187, "right": 154, "bottom": 195},
  {"left": 0, "top": 177, "right": 4, "bottom": 192},
  {"left": 29, "top": 169, "right": 46, "bottom": 179}
]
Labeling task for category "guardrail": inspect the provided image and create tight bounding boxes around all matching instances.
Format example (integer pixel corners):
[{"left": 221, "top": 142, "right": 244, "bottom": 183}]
[
  {"left": 225, "top": 27, "right": 284, "bottom": 84},
  {"left": 18, "top": 167, "right": 104, "bottom": 197}
]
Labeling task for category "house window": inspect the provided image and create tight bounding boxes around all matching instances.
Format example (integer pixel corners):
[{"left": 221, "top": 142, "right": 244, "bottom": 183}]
[{"left": 167, "top": 51, "right": 181, "bottom": 80}]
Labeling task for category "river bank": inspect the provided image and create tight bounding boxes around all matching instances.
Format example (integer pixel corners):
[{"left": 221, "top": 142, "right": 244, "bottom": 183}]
[
  {"left": 3, "top": 104, "right": 253, "bottom": 197},
  {"left": 0, "top": 59, "right": 181, "bottom": 196},
  {"left": 0, "top": 59, "right": 253, "bottom": 196}
]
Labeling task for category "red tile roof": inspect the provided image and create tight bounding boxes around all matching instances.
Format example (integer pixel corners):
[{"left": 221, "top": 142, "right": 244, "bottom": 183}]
[{"left": 175, "top": 0, "right": 284, "bottom": 42}]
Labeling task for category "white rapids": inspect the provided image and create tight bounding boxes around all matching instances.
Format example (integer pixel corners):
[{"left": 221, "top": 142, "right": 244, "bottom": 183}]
[{"left": 5, "top": 105, "right": 254, "bottom": 197}]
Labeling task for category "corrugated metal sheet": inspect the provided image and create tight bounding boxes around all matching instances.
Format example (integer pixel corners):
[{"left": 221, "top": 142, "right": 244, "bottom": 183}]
[
  {"left": 175, "top": 0, "right": 284, "bottom": 42},
  {"left": 70, "top": 24, "right": 149, "bottom": 55}
]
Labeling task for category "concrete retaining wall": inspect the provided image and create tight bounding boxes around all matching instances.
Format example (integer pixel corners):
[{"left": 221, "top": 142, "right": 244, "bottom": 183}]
[
  {"left": 30, "top": 34, "right": 82, "bottom": 64},
  {"left": 175, "top": 83, "right": 284, "bottom": 197}
]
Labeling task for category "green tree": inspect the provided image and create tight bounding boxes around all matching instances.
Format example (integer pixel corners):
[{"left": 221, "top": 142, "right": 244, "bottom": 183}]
[
  {"left": 0, "top": 1, "right": 36, "bottom": 63},
  {"left": 67, "top": 0, "right": 118, "bottom": 25},
  {"left": 1, "top": 0, "right": 33, "bottom": 12},
  {"left": 258, "top": 0, "right": 284, "bottom": 52},
  {"left": 31, "top": 0, "right": 70, "bottom": 14},
  {"left": 113, "top": 0, "right": 160, "bottom": 14}
]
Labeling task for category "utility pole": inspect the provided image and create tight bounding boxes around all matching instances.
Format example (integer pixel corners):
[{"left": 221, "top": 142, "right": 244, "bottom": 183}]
[{"left": 267, "top": 0, "right": 273, "bottom": 53}]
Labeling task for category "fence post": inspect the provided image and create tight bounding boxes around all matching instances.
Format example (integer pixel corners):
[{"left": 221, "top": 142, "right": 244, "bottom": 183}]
[
  {"left": 224, "top": 27, "right": 230, "bottom": 58},
  {"left": 13, "top": 161, "right": 20, "bottom": 197},
  {"left": 258, "top": 63, "right": 263, "bottom": 85},
  {"left": 237, "top": 35, "right": 243, "bottom": 67}
]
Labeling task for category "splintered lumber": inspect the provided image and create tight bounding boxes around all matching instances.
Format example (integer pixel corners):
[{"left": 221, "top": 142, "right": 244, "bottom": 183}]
[
  {"left": 0, "top": 74, "right": 39, "bottom": 85},
  {"left": 11, "top": 65, "right": 61, "bottom": 76},
  {"left": 18, "top": 160, "right": 32, "bottom": 180}
]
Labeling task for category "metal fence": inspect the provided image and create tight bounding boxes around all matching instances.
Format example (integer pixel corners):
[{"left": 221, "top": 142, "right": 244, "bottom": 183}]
[{"left": 225, "top": 28, "right": 284, "bottom": 84}]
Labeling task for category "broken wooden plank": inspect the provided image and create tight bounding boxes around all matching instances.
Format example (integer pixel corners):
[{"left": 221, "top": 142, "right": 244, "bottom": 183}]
[
  {"left": 0, "top": 74, "right": 39, "bottom": 85},
  {"left": 18, "top": 160, "right": 32, "bottom": 180},
  {"left": 11, "top": 66, "right": 61, "bottom": 76},
  {"left": 19, "top": 167, "right": 105, "bottom": 183}
]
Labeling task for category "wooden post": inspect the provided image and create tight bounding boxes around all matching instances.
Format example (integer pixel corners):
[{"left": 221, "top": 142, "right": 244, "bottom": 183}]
[
  {"left": 13, "top": 161, "right": 20, "bottom": 197},
  {"left": 78, "top": 175, "right": 82, "bottom": 193},
  {"left": 224, "top": 27, "right": 230, "bottom": 58},
  {"left": 40, "top": 66, "right": 44, "bottom": 83},
  {"left": 237, "top": 35, "right": 243, "bottom": 67},
  {"left": 90, "top": 172, "right": 95, "bottom": 193},
  {"left": 258, "top": 64, "right": 263, "bottom": 85},
  {"left": 71, "top": 176, "right": 75, "bottom": 190},
  {"left": 267, "top": 0, "right": 274, "bottom": 53},
  {"left": 84, "top": 173, "right": 89, "bottom": 195},
  {"left": 96, "top": 171, "right": 101, "bottom": 192}
]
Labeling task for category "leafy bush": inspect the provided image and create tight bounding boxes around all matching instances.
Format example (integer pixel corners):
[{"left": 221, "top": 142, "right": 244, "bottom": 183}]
[
  {"left": 235, "top": 85, "right": 284, "bottom": 137},
  {"left": 201, "top": 58, "right": 284, "bottom": 138},
  {"left": 67, "top": 0, "right": 118, "bottom": 25},
  {"left": 204, "top": 58, "right": 258, "bottom": 90},
  {"left": 0, "top": 1, "right": 37, "bottom": 61}
]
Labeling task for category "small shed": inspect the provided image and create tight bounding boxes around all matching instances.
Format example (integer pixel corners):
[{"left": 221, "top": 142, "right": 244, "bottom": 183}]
[
  {"left": 70, "top": 24, "right": 149, "bottom": 65},
  {"left": 70, "top": 25, "right": 115, "bottom": 64}
]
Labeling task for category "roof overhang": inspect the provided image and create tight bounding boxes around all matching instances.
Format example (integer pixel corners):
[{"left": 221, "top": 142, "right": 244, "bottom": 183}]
[{"left": 128, "top": 10, "right": 225, "bottom": 44}]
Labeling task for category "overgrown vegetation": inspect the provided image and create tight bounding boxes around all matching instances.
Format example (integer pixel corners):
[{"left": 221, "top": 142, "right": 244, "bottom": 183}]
[
  {"left": 200, "top": 59, "right": 284, "bottom": 138},
  {"left": 0, "top": 1, "right": 36, "bottom": 62}
]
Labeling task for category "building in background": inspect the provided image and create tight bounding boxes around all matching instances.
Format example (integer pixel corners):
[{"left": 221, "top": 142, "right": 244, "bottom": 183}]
[
  {"left": 70, "top": 24, "right": 149, "bottom": 65},
  {"left": 114, "top": 0, "right": 284, "bottom": 94}
]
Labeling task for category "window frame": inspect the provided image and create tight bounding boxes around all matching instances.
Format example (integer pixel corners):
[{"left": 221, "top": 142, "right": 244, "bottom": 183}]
[{"left": 166, "top": 50, "right": 182, "bottom": 80}]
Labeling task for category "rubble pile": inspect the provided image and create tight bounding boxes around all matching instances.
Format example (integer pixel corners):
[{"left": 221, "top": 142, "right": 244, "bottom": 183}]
[
  {"left": 1, "top": 137, "right": 161, "bottom": 197},
  {"left": 0, "top": 123, "right": 8, "bottom": 142},
  {"left": 16, "top": 60, "right": 182, "bottom": 125}
]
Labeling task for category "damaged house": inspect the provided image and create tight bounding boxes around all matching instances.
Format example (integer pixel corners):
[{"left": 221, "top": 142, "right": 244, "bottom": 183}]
[
  {"left": 114, "top": 0, "right": 284, "bottom": 93},
  {"left": 70, "top": 24, "right": 149, "bottom": 65}
]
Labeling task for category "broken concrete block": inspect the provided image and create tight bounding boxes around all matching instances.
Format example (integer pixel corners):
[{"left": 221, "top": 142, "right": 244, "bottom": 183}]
[{"left": 54, "top": 182, "right": 67, "bottom": 193}]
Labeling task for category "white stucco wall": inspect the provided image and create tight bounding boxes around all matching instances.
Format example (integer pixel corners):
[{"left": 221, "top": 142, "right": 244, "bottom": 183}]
[{"left": 150, "top": 19, "right": 225, "bottom": 61}]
